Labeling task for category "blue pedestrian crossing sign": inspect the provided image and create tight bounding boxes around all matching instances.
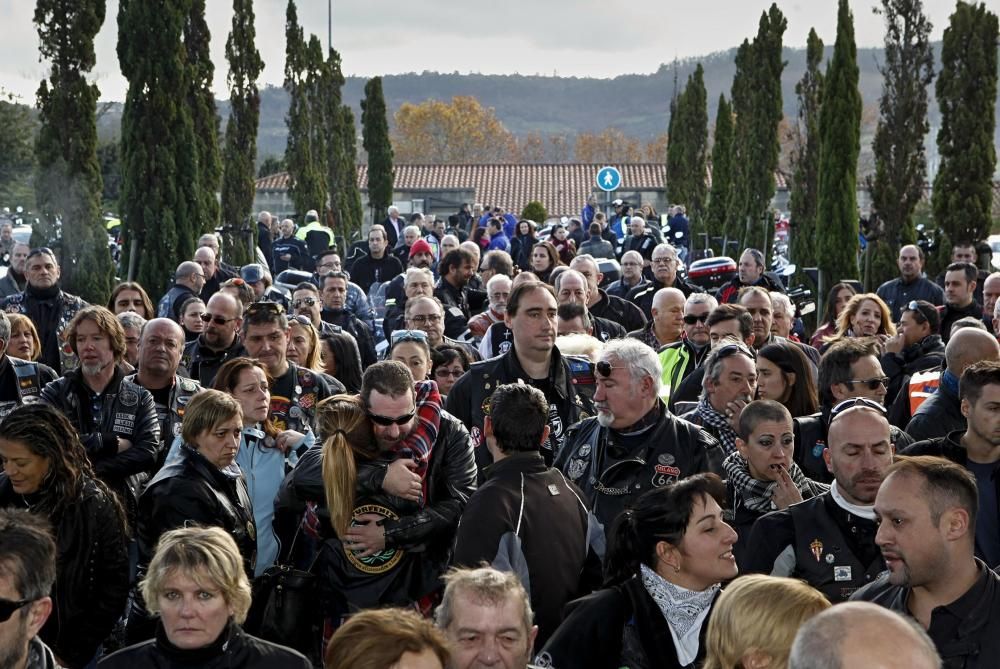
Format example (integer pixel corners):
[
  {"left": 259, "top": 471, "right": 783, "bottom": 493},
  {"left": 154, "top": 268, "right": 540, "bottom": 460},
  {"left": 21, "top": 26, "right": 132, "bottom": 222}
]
[{"left": 596, "top": 166, "right": 622, "bottom": 192}]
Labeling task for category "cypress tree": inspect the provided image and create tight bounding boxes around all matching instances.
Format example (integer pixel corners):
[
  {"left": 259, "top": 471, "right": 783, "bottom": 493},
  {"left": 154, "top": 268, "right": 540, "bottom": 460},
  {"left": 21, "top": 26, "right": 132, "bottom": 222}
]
[
  {"left": 727, "top": 40, "right": 753, "bottom": 245},
  {"left": 119, "top": 0, "right": 198, "bottom": 293},
  {"left": 283, "top": 0, "right": 323, "bottom": 217},
  {"left": 34, "top": 0, "right": 114, "bottom": 303},
  {"left": 788, "top": 28, "right": 824, "bottom": 272},
  {"left": 336, "top": 105, "right": 364, "bottom": 239},
  {"left": 184, "top": 0, "right": 220, "bottom": 238},
  {"left": 705, "top": 94, "right": 734, "bottom": 242},
  {"left": 932, "top": 1, "right": 998, "bottom": 253},
  {"left": 305, "top": 35, "right": 329, "bottom": 213},
  {"left": 816, "top": 0, "right": 862, "bottom": 284},
  {"left": 666, "top": 65, "right": 709, "bottom": 229},
  {"left": 362, "top": 77, "right": 394, "bottom": 227},
  {"left": 869, "top": 0, "right": 934, "bottom": 288},
  {"left": 0, "top": 91, "right": 36, "bottom": 205},
  {"left": 323, "top": 46, "right": 362, "bottom": 241},
  {"left": 220, "top": 0, "right": 263, "bottom": 266}
]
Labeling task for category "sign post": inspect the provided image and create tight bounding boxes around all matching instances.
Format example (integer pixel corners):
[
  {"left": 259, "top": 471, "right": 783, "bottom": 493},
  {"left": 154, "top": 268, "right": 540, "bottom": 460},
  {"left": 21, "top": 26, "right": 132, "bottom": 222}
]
[{"left": 596, "top": 166, "right": 622, "bottom": 233}]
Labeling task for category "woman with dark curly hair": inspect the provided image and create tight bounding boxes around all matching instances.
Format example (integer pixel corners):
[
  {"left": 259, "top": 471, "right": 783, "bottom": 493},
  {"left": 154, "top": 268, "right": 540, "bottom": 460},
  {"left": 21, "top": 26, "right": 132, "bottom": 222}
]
[{"left": 0, "top": 403, "right": 129, "bottom": 668}]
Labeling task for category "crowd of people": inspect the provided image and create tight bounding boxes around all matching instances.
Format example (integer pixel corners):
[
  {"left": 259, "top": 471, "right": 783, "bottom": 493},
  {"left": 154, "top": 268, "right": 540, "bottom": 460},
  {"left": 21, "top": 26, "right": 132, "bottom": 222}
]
[{"left": 0, "top": 207, "right": 998, "bottom": 669}]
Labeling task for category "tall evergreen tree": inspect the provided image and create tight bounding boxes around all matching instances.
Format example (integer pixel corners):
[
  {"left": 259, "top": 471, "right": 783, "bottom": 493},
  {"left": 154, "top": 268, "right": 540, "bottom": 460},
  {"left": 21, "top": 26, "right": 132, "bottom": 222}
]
[
  {"left": 336, "top": 105, "right": 364, "bottom": 239},
  {"left": 362, "top": 77, "right": 394, "bottom": 226},
  {"left": 666, "top": 64, "right": 709, "bottom": 228},
  {"left": 304, "top": 35, "right": 329, "bottom": 213},
  {"left": 323, "top": 47, "right": 362, "bottom": 241},
  {"left": 119, "top": 0, "right": 199, "bottom": 293},
  {"left": 869, "top": 0, "right": 934, "bottom": 288},
  {"left": 932, "top": 1, "right": 998, "bottom": 253},
  {"left": 184, "top": 0, "right": 220, "bottom": 239},
  {"left": 727, "top": 40, "right": 754, "bottom": 245},
  {"left": 220, "top": 0, "right": 263, "bottom": 266},
  {"left": 705, "top": 94, "right": 734, "bottom": 242},
  {"left": 283, "top": 0, "right": 323, "bottom": 217},
  {"left": 816, "top": 0, "right": 862, "bottom": 284},
  {"left": 788, "top": 28, "right": 824, "bottom": 272},
  {"left": 0, "top": 91, "right": 36, "bottom": 206},
  {"left": 34, "top": 0, "right": 114, "bottom": 303}
]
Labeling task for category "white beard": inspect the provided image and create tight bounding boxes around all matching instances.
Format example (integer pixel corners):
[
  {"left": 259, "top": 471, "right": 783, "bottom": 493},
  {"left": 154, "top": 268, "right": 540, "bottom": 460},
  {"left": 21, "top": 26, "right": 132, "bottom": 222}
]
[{"left": 596, "top": 410, "right": 615, "bottom": 427}]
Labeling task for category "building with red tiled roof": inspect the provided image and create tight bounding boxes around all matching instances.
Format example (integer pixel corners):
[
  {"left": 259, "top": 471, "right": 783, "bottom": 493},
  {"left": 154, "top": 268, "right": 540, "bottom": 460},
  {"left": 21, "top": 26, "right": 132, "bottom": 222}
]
[{"left": 253, "top": 163, "right": 793, "bottom": 223}]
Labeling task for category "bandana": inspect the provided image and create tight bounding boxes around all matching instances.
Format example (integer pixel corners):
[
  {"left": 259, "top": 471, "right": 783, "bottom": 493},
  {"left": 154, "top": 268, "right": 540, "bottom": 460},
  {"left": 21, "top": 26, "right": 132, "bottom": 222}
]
[
  {"left": 723, "top": 451, "right": 828, "bottom": 514},
  {"left": 693, "top": 398, "right": 738, "bottom": 455},
  {"left": 640, "top": 563, "right": 718, "bottom": 666},
  {"left": 830, "top": 480, "right": 877, "bottom": 521}
]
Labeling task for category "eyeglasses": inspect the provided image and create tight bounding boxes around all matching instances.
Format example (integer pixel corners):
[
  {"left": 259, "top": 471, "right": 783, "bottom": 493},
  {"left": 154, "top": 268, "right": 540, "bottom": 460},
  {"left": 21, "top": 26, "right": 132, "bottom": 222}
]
[
  {"left": 435, "top": 367, "right": 465, "bottom": 378},
  {"left": 200, "top": 313, "right": 237, "bottom": 325},
  {"left": 651, "top": 257, "right": 677, "bottom": 266},
  {"left": 391, "top": 329, "right": 428, "bottom": 346},
  {"left": 367, "top": 409, "right": 416, "bottom": 426},
  {"left": 596, "top": 361, "right": 627, "bottom": 377},
  {"left": 0, "top": 597, "right": 37, "bottom": 623},
  {"left": 292, "top": 297, "right": 318, "bottom": 309},
  {"left": 845, "top": 376, "right": 890, "bottom": 391},
  {"left": 408, "top": 313, "right": 442, "bottom": 325},
  {"left": 683, "top": 313, "right": 709, "bottom": 325},
  {"left": 246, "top": 302, "right": 285, "bottom": 317},
  {"left": 830, "top": 396, "right": 887, "bottom": 420}
]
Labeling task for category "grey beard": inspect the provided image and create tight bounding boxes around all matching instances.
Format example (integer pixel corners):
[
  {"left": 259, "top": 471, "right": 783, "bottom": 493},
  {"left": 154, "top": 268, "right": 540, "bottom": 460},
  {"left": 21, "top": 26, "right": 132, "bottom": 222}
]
[
  {"left": 596, "top": 409, "right": 615, "bottom": 427},
  {"left": 82, "top": 361, "right": 112, "bottom": 377}
]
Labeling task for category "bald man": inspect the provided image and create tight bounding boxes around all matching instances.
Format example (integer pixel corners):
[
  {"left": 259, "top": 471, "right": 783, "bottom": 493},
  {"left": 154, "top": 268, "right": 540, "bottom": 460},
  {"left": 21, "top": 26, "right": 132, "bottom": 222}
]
[
  {"left": 789, "top": 602, "right": 941, "bottom": 669},
  {"left": 157, "top": 261, "right": 205, "bottom": 322},
  {"left": 628, "top": 287, "right": 685, "bottom": 350},
  {"left": 906, "top": 327, "right": 1000, "bottom": 441},
  {"left": 877, "top": 244, "right": 946, "bottom": 322}
]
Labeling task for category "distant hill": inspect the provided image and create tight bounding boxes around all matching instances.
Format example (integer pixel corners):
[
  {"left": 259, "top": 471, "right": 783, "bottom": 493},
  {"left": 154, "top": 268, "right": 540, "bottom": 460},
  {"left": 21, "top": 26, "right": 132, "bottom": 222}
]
[{"left": 94, "top": 40, "right": 1000, "bottom": 172}]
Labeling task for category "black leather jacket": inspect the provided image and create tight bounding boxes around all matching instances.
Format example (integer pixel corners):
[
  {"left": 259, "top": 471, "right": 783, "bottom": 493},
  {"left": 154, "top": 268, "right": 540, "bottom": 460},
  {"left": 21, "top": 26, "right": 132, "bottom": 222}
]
[
  {"left": 181, "top": 335, "right": 246, "bottom": 387},
  {"left": 627, "top": 275, "right": 701, "bottom": 320},
  {"left": 590, "top": 289, "right": 647, "bottom": 334},
  {"left": 554, "top": 401, "right": 724, "bottom": 551},
  {"left": 880, "top": 334, "right": 944, "bottom": 408},
  {"left": 0, "top": 476, "right": 128, "bottom": 668},
  {"left": 40, "top": 367, "right": 161, "bottom": 504}
]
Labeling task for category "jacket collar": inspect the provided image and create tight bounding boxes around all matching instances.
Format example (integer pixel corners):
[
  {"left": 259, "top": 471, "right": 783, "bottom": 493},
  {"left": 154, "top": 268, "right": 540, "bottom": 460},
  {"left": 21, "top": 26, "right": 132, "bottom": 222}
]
[
  {"left": 484, "top": 451, "right": 547, "bottom": 480},
  {"left": 501, "top": 342, "right": 570, "bottom": 398}
]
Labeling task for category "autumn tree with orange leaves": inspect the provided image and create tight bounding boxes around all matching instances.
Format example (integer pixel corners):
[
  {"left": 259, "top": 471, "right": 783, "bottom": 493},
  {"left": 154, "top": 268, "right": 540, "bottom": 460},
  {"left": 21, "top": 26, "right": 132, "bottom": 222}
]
[{"left": 392, "top": 96, "right": 516, "bottom": 163}]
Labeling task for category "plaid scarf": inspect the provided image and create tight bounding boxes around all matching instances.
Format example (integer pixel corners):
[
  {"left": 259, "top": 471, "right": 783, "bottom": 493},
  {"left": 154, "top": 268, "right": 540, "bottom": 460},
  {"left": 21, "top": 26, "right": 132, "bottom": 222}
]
[
  {"left": 693, "top": 398, "right": 739, "bottom": 455},
  {"left": 390, "top": 380, "right": 442, "bottom": 503},
  {"left": 723, "top": 451, "right": 828, "bottom": 514}
]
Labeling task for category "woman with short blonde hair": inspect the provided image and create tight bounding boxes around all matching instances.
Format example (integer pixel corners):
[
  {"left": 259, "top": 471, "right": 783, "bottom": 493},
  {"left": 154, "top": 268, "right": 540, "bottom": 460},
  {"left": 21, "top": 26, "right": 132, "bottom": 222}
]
[{"left": 702, "top": 574, "right": 830, "bottom": 669}]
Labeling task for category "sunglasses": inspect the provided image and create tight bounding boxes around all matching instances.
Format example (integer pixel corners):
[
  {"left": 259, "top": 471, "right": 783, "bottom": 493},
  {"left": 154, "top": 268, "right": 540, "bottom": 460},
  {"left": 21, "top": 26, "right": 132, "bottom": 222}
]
[
  {"left": 246, "top": 302, "right": 285, "bottom": 317},
  {"left": 367, "top": 410, "right": 416, "bottom": 426},
  {"left": 391, "top": 329, "right": 428, "bottom": 346},
  {"left": 715, "top": 342, "right": 756, "bottom": 361},
  {"left": 596, "top": 361, "right": 627, "bottom": 377},
  {"left": 904, "top": 300, "right": 929, "bottom": 324},
  {"left": 26, "top": 247, "right": 55, "bottom": 261},
  {"left": 845, "top": 376, "right": 889, "bottom": 392},
  {"left": 290, "top": 314, "right": 315, "bottom": 328},
  {"left": 0, "top": 597, "right": 36, "bottom": 623},
  {"left": 683, "top": 313, "right": 709, "bottom": 325},
  {"left": 830, "top": 396, "right": 887, "bottom": 419},
  {"left": 292, "top": 297, "right": 318, "bottom": 309},
  {"left": 200, "top": 313, "right": 237, "bottom": 325},
  {"left": 435, "top": 368, "right": 465, "bottom": 378}
]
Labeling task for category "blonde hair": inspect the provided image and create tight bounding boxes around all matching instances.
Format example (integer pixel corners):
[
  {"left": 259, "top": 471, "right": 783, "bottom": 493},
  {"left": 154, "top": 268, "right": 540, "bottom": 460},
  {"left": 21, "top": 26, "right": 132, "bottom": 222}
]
[
  {"left": 702, "top": 575, "right": 829, "bottom": 669},
  {"left": 315, "top": 395, "right": 376, "bottom": 536},
  {"left": 141, "top": 526, "right": 252, "bottom": 623},
  {"left": 7, "top": 314, "right": 40, "bottom": 361},
  {"left": 181, "top": 389, "right": 243, "bottom": 445},
  {"left": 289, "top": 319, "right": 322, "bottom": 371},
  {"left": 833, "top": 293, "right": 896, "bottom": 339}
]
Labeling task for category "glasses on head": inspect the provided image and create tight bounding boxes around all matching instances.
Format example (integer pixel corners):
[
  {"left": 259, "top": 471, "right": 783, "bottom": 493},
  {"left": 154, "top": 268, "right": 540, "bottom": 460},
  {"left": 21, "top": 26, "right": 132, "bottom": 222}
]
[
  {"left": 292, "top": 297, "right": 318, "bottom": 309},
  {"left": 830, "top": 396, "right": 887, "bottom": 420},
  {"left": 435, "top": 367, "right": 465, "bottom": 378},
  {"left": 391, "top": 329, "right": 429, "bottom": 346},
  {"left": 290, "top": 314, "right": 315, "bottom": 328},
  {"left": 0, "top": 597, "right": 37, "bottom": 623},
  {"left": 715, "top": 342, "right": 756, "bottom": 362},
  {"left": 845, "top": 376, "right": 889, "bottom": 392},
  {"left": 26, "top": 247, "right": 55, "bottom": 262},
  {"left": 246, "top": 302, "right": 285, "bottom": 317},
  {"left": 200, "top": 313, "right": 237, "bottom": 325},
  {"left": 596, "top": 361, "right": 628, "bottom": 377},
  {"left": 904, "top": 300, "right": 928, "bottom": 324},
  {"left": 683, "top": 313, "right": 709, "bottom": 325},
  {"left": 367, "top": 409, "right": 416, "bottom": 426},
  {"left": 409, "top": 313, "right": 442, "bottom": 325}
]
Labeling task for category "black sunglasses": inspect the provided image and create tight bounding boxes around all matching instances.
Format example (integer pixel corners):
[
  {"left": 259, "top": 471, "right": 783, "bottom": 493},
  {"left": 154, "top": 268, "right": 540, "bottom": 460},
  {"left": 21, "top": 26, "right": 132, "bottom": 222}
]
[
  {"left": 26, "top": 247, "right": 55, "bottom": 261},
  {"left": 367, "top": 410, "right": 416, "bottom": 426},
  {"left": 292, "top": 297, "right": 318, "bottom": 308},
  {"left": 903, "top": 300, "right": 929, "bottom": 324},
  {"left": 0, "top": 596, "right": 36, "bottom": 623},
  {"left": 845, "top": 376, "right": 889, "bottom": 392},
  {"left": 683, "top": 313, "right": 709, "bottom": 325},
  {"left": 290, "top": 314, "right": 315, "bottom": 328},
  {"left": 715, "top": 342, "right": 756, "bottom": 361},
  {"left": 200, "top": 313, "right": 237, "bottom": 325},
  {"left": 830, "top": 396, "right": 887, "bottom": 419},
  {"left": 596, "top": 361, "right": 627, "bottom": 377}
]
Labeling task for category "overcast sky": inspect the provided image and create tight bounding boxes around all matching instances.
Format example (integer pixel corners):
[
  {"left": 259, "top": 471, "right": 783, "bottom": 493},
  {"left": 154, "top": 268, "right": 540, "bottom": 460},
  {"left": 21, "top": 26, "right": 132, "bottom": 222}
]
[{"left": 1, "top": 0, "right": 962, "bottom": 103}]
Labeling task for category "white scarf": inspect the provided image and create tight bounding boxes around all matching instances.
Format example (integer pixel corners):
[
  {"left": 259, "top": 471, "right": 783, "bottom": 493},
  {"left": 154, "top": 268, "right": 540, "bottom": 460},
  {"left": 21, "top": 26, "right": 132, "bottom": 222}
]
[
  {"left": 640, "top": 564, "right": 718, "bottom": 666},
  {"left": 830, "top": 480, "right": 877, "bottom": 520}
]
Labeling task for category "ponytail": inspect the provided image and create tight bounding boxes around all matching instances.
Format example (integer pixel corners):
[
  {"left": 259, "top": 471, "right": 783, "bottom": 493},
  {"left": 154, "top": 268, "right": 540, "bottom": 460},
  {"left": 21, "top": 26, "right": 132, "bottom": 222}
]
[
  {"left": 322, "top": 431, "right": 357, "bottom": 537},
  {"left": 604, "top": 508, "right": 642, "bottom": 587}
]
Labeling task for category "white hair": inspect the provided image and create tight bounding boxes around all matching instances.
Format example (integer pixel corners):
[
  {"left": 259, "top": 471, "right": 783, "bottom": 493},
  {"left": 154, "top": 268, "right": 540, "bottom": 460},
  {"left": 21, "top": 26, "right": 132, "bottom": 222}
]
[
  {"left": 388, "top": 205, "right": 399, "bottom": 215},
  {"left": 770, "top": 291, "right": 795, "bottom": 318},
  {"left": 600, "top": 338, "right": 662, "bottom": 395},
  {"left": 404, "top": 267, "right": 434, "bottom": 286},
  {"left": 486, "top": 273, "right": 512, "bottom": 292},
  {"left": 403, "top": 225, "right": 421, "bottom": 237},
  {"left": 629, "top": 216, "right": 646, "bottom": 227},
  {"left": 686, "top": 292, "right": 718, "bottom": 311}
]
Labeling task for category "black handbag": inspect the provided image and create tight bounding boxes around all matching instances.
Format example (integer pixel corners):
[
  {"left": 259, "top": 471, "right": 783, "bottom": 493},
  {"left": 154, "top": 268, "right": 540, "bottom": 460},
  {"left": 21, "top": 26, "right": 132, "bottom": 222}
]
[{"left": 244, "top": 525, "right": 320, "bottom": 653}]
